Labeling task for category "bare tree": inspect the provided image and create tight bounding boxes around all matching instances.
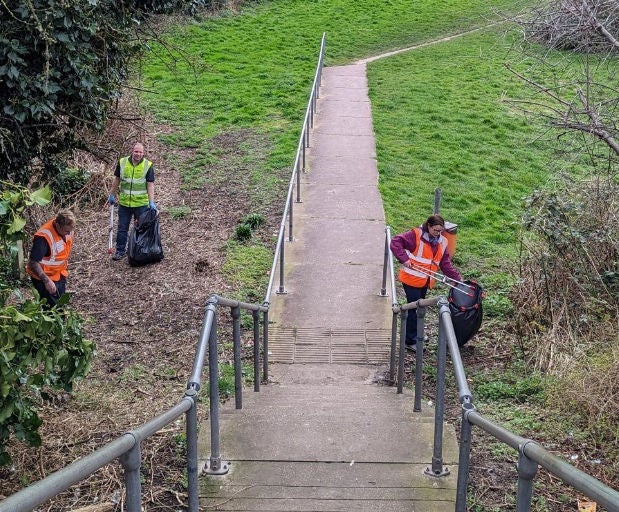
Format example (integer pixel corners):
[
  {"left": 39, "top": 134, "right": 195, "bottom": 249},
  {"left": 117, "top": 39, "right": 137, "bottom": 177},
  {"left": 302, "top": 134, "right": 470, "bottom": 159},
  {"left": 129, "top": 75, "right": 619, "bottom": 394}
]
[
  {"left": 507, "top": 0, "right": 618, "bottom": 388},
  {"left": 507, "top": 0, "right": 618, "bottom": 165}
]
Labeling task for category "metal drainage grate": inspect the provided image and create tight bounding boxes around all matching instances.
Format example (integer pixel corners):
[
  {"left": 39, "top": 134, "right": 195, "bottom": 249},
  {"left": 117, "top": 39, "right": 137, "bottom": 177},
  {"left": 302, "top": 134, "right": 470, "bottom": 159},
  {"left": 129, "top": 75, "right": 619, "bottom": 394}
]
[{"left": 268, "top": 327, "right": 392, "bottom": 364}]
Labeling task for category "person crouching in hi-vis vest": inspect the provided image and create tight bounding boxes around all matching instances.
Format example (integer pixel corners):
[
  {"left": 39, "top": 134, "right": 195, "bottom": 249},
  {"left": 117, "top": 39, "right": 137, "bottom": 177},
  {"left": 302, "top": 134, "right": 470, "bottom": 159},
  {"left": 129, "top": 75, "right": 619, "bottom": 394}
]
[
  {"left": 108, "top": 142, "right": 157, "bottom": 260},
  {"left": 26, "top": 210, "right": 76, "bottom": 309},
  {"left": 390, "top": 214, "right": 461, "bottom": 352}
]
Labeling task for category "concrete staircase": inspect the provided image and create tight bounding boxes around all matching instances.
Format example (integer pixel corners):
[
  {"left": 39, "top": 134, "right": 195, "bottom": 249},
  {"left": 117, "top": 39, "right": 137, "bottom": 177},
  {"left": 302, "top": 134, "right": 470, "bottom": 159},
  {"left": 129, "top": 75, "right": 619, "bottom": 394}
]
[{"left": 199, "top": 364, "right": 458, "bottom": 511}]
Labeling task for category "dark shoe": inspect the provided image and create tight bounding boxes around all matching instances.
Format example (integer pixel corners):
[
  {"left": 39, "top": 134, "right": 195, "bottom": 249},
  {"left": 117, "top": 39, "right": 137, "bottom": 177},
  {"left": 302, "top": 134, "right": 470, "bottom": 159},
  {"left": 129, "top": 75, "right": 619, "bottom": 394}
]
[
  {"left": 405, "top": 343, "right": 427, "bottom": 353},
  {"left": 112, "top": 251, "right": 126, "bottom": 261}
]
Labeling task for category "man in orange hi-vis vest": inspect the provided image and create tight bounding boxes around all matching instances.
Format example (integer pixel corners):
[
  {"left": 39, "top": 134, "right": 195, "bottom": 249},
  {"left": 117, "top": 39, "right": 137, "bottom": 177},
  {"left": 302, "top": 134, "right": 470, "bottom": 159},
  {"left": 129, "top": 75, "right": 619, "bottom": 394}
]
[
  {"left": 26, "top": 210, "right": 76, "bottom": 308},
  {"left": 390, "top": 214, "right": 461, "bottom": 352}
]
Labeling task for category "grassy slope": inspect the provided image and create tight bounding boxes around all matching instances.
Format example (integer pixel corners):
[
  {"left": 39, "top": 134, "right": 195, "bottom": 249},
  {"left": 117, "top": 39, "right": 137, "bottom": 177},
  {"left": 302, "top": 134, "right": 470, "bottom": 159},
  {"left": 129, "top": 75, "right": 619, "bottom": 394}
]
[
  {"left": 370, "top": 28, "right": 548, "bottom": 269},
  {"left": 140, "top": 0, "right": 529, "bottom": 190}
]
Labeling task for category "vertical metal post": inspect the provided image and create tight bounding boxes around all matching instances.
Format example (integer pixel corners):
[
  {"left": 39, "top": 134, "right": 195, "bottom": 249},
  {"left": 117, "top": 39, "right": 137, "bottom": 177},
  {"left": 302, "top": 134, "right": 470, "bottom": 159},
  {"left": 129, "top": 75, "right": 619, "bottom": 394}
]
[
  {"left": 397, "top": 309, "right": 407, "bottom": 394},
  {"left": 434, "top": 187, "right": 441, "bottom": 214},
  {"left": 263, "top": 309, "right": 269, "bottom": 382},
  {"left": 296, "top": 160, "right": 302, "bottom": 203},
  {"left": 185, "top": 390, "right": 199, "bottom": 512},
  {"left": 232, "top": 305, "right": 242, "bottom": 410},
  {"left": 455, "top": 403, "right": 475, "bottom": 512},
  {"left": 288, "top": 194, "right": 294, "bottom": 242},
  {"left": 277, "top": 237, "right": 286, "bottom": 294},
  {"left": 516, "top": 441, "right": 539, "bottom": 512},
  {"left": 305, "top": 118, "right": 310, "bottom": 148},
  {"left": 303, "top": 132, "right": 307, "bottom": 170},
  {"left": 206, "top": 311, "right": 228, "bottom": 474},
  {"left": 414, "top": 304, "right": 426, "bottom": 412},
  {"left": 425, "top": 317, "right": 449, "bottom": 477},
  {"left": 389, "top": 311, "right": 398, "bottom": 384},
  {"left": 119, "top": 439, "right": 142, "bottom": 512},
  {"left": 380, "top": 232, "right": 389, "bottom": 296},
  {"left": 252, "top": 310, "right": 260, "bottom": 392}
]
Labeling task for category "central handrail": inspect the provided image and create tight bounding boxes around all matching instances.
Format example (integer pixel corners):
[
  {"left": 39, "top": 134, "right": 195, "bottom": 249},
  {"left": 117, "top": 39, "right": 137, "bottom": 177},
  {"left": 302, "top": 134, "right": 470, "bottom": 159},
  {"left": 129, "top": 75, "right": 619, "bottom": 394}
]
[{"left": 264, "top": 32, "right": 326, "bottom": 304}]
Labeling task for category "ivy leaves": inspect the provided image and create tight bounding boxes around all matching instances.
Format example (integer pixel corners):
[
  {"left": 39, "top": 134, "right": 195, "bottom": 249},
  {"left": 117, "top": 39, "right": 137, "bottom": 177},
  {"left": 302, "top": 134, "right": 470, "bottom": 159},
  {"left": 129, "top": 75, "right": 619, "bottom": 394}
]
[{"left": 0, "top": 297, "right": 95, "bottom": 465}]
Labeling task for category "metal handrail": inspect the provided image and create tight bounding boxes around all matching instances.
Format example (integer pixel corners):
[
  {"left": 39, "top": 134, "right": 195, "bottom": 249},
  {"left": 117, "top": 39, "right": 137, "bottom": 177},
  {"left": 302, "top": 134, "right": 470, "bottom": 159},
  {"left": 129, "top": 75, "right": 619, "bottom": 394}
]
[
  {"left": 380, "top": 228, "right": 619, "bottom": 511},
  {"left": 264, "top": 32, "right": 326, "bottom": 303},
  {"left": 0, "top": 294, "right": 268, "bottom": 512},
  {"left": 1, "top": 35, "right": 330, "bottom": 512}
]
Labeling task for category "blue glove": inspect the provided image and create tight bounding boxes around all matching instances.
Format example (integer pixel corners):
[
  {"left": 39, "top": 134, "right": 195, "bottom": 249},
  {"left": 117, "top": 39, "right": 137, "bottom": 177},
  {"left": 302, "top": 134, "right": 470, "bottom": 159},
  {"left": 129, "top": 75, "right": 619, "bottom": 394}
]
[
  {"left": 108, "top": 194, "right": 115, "bottom": 205},
  {"left": 149, "top": 200, "right": 157, "bottom": 210}
]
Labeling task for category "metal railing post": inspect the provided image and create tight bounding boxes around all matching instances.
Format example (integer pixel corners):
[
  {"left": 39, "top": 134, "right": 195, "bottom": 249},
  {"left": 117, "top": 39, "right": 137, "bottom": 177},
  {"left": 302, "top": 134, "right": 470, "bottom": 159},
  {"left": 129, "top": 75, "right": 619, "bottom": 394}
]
[
  {"left": 296, "top": 161, "right": 302, "bottom": 203},
  {"left": 380, "top": 232, "right": 389, "bottom": 297},
  {"left": 277, "top": 236, "right": 286, "bottom": 294},
  {"left": 397, "top": 309, "right": 407, "bottom": 394},
  {"left": 205, "top": 309, "right": 228, "bottom": 474},
  {"left": 184, "top": 389, "right": 199, "bottom": 512},
  {"left": 232, "top": 305, "right": 242, "bottom": 410},
  {"left": 252, "top": 310, "right": 261, "bottom": 392},
  {"left": 263, "top": 309, "right": 269, "bottom": 382},
  {"left": 288, "top": 194, "right": 294, "bottom": 242},
  {"left": 414, "top": 304, "right": 426, "bottom": 412},
  {"left": 302, "top": 136, "right": 307, "bottom": 171},
  {"left": 516, "top": 441, "right": 539, "bottom": 512},
  {"left": 455, "top": 402, "right": 475, "bottom": 512},
  {"left": 425, "top": 306, "right": 449, "bottom": 477},
  {"left": 119, "top": 438, "right": 142, "bottom": 512},
  {"left": 389, "top": 310, "right": 398, "bottom": 384}
]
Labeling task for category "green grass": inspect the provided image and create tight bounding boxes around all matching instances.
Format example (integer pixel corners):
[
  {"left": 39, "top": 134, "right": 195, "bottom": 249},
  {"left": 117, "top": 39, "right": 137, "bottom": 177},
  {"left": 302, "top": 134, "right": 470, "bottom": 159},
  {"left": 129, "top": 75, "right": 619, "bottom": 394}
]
[
  {"left": 369, "top": 28, "right": 554, "bottom": 269},
  {"left": 140, "top": 0, "right": 530, "bottom": 197}
]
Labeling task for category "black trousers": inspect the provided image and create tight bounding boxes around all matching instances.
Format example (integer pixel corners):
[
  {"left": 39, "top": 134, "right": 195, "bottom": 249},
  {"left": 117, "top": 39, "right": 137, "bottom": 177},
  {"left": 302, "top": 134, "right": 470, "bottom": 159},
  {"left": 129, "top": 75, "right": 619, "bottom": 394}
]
[
  {"left": 402, "top": 283, "right": 427, "bottom": 345},
  {"left": 31, "top": 276, "right": 66, "bottom": 308}
]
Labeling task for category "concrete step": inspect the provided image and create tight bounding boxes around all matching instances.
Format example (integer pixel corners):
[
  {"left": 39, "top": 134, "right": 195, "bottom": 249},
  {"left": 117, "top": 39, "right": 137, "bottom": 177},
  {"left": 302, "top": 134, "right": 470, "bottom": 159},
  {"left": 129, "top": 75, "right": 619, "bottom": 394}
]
[{"left": 201, "top": 461, "right": 457, "bottom": 511}]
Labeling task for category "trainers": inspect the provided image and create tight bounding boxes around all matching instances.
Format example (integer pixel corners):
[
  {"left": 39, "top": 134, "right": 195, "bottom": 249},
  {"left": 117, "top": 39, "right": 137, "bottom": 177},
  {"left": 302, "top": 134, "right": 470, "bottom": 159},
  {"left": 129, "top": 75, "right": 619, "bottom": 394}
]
[
  {"left": 405, "top": 343, "right": 427, "bottom": 353},
  {"left": 111, "top": 251, "right": 125, "bottom": 261}
]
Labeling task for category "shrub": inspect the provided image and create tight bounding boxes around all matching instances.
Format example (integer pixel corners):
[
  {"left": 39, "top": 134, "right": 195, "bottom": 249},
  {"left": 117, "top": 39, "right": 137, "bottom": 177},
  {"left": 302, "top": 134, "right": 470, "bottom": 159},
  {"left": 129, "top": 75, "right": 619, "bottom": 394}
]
[
  {"left": 51, "top": 167, "right": 89, "bottom": 197},
  {"left": 0, "top": 295, "right": 95, "bottom": 465},
  {"left": 241, "top": 213, "right": 265, "bottom": 230},
  {"left": 234, "top": 223, "right": 252, "bottom": 242}
]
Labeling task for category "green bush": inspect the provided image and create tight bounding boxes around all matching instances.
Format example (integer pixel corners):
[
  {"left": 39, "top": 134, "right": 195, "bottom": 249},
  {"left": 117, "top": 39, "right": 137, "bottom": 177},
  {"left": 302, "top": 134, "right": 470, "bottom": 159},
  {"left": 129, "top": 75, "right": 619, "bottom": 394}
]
[
  {"left": 476, "top": 375, "right": 545, "bottom": 403},
  {"left": 0, "top": 295, "right": 95, "bottom": 465},
  {"left": 234, "top": 224, "right": 252, "bottom": 242},
  {"left": 241, "top": 213, "right": 265, "bottom": 231},
  {"left": 51, "top": 167, "right": 89, "bottom": 197}
]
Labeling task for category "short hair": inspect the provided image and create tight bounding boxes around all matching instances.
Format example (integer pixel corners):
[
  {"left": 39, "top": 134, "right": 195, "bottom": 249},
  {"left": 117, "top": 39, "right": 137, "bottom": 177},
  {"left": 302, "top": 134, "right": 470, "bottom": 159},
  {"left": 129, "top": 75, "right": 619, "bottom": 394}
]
[
  {"left": 422, "top": 214, "right": 445, "bottom": 232},
  {"left": 55, "top": 210, "right": 76, "bottom": 227}
]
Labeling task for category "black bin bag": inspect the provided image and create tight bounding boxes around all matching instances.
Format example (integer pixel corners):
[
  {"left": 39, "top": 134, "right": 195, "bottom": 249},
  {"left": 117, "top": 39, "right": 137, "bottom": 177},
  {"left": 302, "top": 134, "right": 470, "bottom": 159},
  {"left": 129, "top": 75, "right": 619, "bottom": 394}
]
[
  {"left": 448, "top": 280, "right": 484, "bottom": 347},
  {"left": 127, "top": 209, "right": 164, "bottom": 267}
]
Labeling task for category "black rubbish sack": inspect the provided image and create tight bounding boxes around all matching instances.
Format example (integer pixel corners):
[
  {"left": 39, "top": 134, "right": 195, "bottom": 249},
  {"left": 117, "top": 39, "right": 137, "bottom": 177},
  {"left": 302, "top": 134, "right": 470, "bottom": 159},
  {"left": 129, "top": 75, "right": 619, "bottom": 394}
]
[
  {"left": 448, "top": 280, "right": 484, "bottom": 347},
  {"left": 128, "top": 209, "right": 164, "bottom": 267}
]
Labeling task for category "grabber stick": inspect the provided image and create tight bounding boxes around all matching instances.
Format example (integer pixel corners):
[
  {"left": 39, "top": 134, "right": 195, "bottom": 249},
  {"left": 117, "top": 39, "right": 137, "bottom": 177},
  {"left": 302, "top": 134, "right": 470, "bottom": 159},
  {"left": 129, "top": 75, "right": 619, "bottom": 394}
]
[
  {"left": 108, "top": 204, "right": 114, "bottom": 254},
  {"left": 409, "top": 264, "right": 474, "bottom": 297}
]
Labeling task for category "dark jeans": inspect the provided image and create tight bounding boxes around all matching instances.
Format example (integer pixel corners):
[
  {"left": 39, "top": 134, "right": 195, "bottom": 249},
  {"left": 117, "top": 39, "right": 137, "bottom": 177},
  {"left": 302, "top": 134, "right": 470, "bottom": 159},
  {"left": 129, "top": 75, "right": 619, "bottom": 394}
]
[
  {"left": 31, "top": 276, "right": 66, "bottom": 309},
  {"left": 116, "top": 204, "right": 148, "bottom": 254},
  {"left": 402, "top": 283, "right": 428, "bottom": 345}
]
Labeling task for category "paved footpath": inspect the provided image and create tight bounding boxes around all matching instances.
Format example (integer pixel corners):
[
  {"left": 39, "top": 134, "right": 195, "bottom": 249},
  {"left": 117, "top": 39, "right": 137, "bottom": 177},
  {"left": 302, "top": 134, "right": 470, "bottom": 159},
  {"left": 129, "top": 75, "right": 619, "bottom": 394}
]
[{"left": 199, "top": 63, "right": 459, "bottom": 511}]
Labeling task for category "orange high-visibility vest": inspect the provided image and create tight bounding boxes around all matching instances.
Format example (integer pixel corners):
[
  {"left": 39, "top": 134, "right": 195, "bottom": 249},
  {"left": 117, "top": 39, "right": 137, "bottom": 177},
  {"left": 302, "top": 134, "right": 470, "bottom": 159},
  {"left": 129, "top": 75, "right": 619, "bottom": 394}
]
[
  {"left": 26, "top": 219, "right": 73, "bottom": 282},
  {"left": 398, "top": 227, "right": 447, "bottom": 288}
]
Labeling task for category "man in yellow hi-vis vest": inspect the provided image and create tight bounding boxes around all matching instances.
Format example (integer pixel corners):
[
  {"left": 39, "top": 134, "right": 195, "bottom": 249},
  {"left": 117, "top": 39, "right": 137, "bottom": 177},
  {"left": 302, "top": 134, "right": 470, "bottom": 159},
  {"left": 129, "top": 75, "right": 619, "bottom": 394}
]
[{"left": 108, "top": 142, "right": 156, "bottom": 260}]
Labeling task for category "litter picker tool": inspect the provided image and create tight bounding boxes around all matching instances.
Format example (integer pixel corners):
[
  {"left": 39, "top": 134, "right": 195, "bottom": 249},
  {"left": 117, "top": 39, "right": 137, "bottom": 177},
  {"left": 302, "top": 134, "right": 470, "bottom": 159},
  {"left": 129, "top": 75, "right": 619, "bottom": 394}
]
[
  {"left": 108, "top": 204, "right": 114, "bottom": 254},
  {"left": 409, "top": 263, "right": 474, "bottom": 296}
]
